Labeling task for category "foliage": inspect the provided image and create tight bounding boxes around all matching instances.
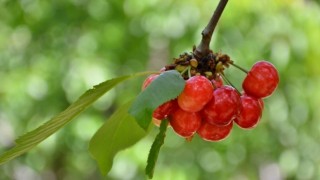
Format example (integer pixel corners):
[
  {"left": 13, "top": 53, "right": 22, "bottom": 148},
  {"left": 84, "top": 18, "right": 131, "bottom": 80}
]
[
  {"left": 0, "top": 72, "right": 149, "bottom": 165},
  {"left": 89, "top": 100, "right": 148, "bottom": 175},
  {"left": 0, "top": 0, "right": 320, "bottom": 179},
  {"left": 89, "top": 70, "right": 184, "bottom": 175},
  {"left": 129, "top": 70, "right": 185, "bottom": 130}
]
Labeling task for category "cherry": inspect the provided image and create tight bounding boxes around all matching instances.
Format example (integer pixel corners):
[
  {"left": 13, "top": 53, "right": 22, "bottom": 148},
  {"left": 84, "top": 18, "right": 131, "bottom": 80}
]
[
  {"left": 202, "top": 85, "right": 241, "bottom": 126},
  {"left": 197, "top": 121, "right": 233, "bottom": 142},
  {"left": 211, "top": 74, "right": 223, "bottom": 89},
  {"left": 178, "top": 75, "right": 214, "bottom": 112},
  {"left": 169, "top": 107, "right": 202, "bottom": 138},
  {"left": 234, "top": 94, "right": 262, "bottom": 129},
  {"left": 152, "top": 100, "right": 177, "bottom": 120},
  {"left": 242, "top": 61, "right": 279, "bottom": 98},
  {"left": 241, "top": 91, "right": 264, "bottom": 109},
  {"left": 141, "top": 74, "right": 159, "bottom": 90}
]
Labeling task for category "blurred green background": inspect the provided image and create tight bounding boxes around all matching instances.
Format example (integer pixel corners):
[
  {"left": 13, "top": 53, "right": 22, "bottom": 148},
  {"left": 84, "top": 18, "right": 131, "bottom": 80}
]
[{"left": 1, "top": 0, "right": 320, "bottom": 179}]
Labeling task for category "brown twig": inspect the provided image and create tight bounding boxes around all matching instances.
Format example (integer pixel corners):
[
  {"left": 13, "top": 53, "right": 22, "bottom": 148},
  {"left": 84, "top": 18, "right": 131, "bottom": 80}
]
[{"left": 193, "top": 0, "right": 229, "bottom": 58}]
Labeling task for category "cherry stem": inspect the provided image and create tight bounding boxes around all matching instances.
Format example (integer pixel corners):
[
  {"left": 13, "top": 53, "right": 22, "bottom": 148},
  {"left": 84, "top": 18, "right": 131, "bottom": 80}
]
[
  {"left": 194, "top": 0, "right": 229, "bottom": 58},
  {"left": 180, "top": 66, "right": 191, "bottom": 76},
  {"left": 220, "top": 73, "right": 241, "bottom": 95},
  {"left": 229, "top": 63, "right": 249, "bottom": 74}
]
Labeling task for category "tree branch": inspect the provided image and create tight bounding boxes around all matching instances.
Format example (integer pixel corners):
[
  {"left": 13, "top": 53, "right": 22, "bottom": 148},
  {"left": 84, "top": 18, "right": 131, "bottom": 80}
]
[{"left": 194, "top": 0, "right": 229, "bottom": 58}]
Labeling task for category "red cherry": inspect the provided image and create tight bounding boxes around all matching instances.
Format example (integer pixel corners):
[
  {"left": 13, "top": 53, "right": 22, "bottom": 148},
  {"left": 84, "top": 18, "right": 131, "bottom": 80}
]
[
  {"left": 169, "top": 108, "right": 202, "bottom": 138},
  {"left": 178, "top": 75, "right": 213, "bottom": 112},
  {"left": 152, "top": 100, "right": 176, "bottom": 120},
  {"left": 241, "top": 91, "right": 264, "bottom": 109},
  {"left": 202, "top": 85, "right": 241, "bottom": 126},
  {"left": 211, "top": 75, "right": 223, "bottom": 89},
  {"left": 242, "top": 61, "right": 279, "bottom": 98},
  {"left": 142, "top": 74, "right": 159, "bottom": 90},
  {"left": 197, "top": 121, "right": 233, "bottom": 142},
  {"left": 234, "top": 94, "right": 262, "bottom": 129}
]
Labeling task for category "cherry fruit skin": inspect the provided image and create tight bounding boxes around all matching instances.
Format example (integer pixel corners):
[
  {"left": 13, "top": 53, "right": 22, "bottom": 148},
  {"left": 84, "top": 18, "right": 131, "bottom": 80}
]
[
  {"left": 178, "top": 75, "right": 214, "bottom": 112},
  {"left": 152, "top": 100, "right": 176, "bottom": 120},
  {"left": 234, "top": 94, "right": 262, "bottom": 129},
  {"left": 141, "top": 74, "right": 159, "bottom": 90},
  {"left": 202, "top": 85, "right": 241, "bottom": 126},
  {"left": 197, "top": 121, "right": 233, "bottom": 142},
  {"left": 242, "top": 61, "right": 279, "bottom": 98},
  {"left": 211, "top": 75, "right": 223, "bottom": 89},
  {"left": 169, "top": 108, "right": 202, "bottom": 138}
]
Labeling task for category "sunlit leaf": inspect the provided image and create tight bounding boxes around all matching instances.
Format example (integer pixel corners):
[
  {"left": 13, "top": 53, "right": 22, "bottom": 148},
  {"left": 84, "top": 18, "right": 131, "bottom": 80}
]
[
  {"left": 0, "top": 71, "right": 154, "bottom": 165},
  {"left": 89, "top": 100, "right": 149, "bottom": 175},
  {"left": 129, "top": 70, "right": 185, "bottom": 130}
]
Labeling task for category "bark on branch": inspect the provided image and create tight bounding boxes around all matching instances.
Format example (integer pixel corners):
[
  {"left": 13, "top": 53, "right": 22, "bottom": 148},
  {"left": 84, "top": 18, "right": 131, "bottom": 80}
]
[{"left": 194, "top": 0, "right": 229, "bottom": 58}]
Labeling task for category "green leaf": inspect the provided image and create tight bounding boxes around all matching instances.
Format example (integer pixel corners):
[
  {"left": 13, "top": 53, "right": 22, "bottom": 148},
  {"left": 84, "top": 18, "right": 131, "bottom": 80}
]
[
  {"left": 129, "top": 70, "right": 185, "bottom": 130},
  {"left": 0, "top": 71, "right": 153, "bottom": 165},
  {"left": 89, "top": 100, "right": 149, "bottom": 175},
  {"left": 145, "top": 119, "right": 169, "bottom": 179}
]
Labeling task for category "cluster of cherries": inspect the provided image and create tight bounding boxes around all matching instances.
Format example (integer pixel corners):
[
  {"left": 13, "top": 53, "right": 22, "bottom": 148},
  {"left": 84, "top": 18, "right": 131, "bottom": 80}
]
[{"left": 142, "top": 53, "right": 279, "bottom": 142}]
